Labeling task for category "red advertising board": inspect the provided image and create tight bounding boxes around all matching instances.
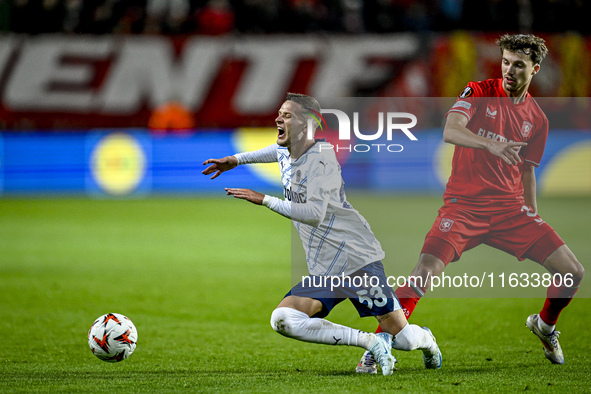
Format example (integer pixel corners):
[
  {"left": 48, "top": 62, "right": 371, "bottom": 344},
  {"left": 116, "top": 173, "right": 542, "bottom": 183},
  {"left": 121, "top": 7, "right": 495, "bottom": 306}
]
[{"left": 0, "top": 33, "right": 589, "bottom": 129}]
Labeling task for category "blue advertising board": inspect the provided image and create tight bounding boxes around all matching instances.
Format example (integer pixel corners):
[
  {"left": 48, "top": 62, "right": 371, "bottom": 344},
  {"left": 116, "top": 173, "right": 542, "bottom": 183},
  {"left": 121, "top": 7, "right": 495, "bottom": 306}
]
[{"left": 0, "top": 129, "right": 589, "bottom": 196}]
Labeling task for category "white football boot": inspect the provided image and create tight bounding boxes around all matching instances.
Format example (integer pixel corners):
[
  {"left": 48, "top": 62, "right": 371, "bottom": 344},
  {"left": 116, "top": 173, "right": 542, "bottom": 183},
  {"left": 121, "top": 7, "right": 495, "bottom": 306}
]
[
  {"left": 355, "top": 350, "right": 377, "bottom": 374},
  {"left": 421, "top": 327, "right": 442, "bottom": 369},
  {"left": 526, "top": 314, "right": 564, "bottom": 364},
  {"left": 367, "top": 333, "right": 397, "bottom": 376}
]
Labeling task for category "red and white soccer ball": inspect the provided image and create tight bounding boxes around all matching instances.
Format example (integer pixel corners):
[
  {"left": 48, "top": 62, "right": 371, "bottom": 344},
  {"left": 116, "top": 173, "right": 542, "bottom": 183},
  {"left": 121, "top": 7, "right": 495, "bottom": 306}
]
[{"left": 88, "top": 313, "right": 138, "bottom": 362}]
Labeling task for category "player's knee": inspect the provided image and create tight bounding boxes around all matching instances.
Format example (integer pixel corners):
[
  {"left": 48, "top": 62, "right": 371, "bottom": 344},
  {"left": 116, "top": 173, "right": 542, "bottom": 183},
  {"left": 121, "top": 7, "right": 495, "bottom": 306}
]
[
  {"left": 270, "top": 307, "right": 289, "bottom": 335},
  {"left": 545, "top": 247, "right": 585, "bottom": 285},
  {"left": 270, "top": 307, "right": 306, "bottom": 337}
]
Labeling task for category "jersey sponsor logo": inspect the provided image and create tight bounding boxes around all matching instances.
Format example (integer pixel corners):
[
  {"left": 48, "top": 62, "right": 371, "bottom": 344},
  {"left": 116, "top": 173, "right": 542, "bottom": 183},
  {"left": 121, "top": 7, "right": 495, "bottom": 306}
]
[
  {"left": 486, "top": 107, "right": 497, "bottom": 119},
  {"left": 459, "top": 86, "right": 473, "bottom": 98},
  {"left": 284, "top": 186, "right": 307, "bottom": 203},
  {"left": 452, "top": 100, "right": 471, "bottom": 110},
  {"left": 477, "top": 128, "right": 516, "bottom": 144},
  {"left": 439, "top": 218, "right": 454, "bottom": 232},
  {"left": 521, "top": 121, "right": 533, "bottom": 138}
]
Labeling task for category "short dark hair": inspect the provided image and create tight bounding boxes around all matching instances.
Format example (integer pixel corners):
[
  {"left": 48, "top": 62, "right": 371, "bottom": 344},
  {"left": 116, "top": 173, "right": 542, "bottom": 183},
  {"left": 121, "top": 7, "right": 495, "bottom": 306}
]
[
  {"left": 496, "top": 34, "right": 548, "bottom": 65},
  {"left": 285, "top": 92, "right": 321, "bottom": 113}
]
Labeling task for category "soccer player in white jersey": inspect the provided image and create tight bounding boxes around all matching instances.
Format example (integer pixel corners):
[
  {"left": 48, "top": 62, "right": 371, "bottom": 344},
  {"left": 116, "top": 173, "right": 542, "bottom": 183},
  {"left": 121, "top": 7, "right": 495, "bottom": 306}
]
[{"left": 203, "top": 93, "right": 442, "bottom": 375}]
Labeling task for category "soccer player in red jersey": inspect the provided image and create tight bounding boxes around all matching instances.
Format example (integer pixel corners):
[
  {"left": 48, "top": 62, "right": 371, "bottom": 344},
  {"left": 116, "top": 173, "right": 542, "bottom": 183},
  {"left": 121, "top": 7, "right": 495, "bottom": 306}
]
[{"left": 356, "top": 34, "right": 584, "bottom": 372}]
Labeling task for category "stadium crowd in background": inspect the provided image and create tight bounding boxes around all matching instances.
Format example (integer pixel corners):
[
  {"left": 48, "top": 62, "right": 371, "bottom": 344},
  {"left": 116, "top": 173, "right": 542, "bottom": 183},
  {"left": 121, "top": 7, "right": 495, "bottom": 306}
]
[{"left": 0, "top": 0, "right": 590, "bottom": 36}]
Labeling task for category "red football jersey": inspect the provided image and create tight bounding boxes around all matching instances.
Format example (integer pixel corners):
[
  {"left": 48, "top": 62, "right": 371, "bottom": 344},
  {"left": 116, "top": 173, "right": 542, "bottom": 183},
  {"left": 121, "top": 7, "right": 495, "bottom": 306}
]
[{"left": 444, "top": 78, "right": 549, "bottom": 205}]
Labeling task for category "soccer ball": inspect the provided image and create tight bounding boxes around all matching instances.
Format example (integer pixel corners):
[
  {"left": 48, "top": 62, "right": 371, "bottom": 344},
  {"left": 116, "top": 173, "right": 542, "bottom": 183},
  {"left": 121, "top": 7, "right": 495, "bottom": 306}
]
[{"left": 88, "top": 313, "right": 138, "bottom": 362}]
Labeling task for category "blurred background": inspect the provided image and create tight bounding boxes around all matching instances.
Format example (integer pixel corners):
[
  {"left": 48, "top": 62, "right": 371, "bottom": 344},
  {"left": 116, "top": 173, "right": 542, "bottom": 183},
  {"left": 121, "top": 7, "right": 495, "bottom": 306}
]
[{"left": 0, "top": 0, "right": 589, "bottom": 197}]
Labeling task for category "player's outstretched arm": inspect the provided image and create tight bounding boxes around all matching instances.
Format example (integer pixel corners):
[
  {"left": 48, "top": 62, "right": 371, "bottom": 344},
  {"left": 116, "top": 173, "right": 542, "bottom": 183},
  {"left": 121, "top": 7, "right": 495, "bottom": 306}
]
[
  {"left": 443, "top": 112, "right": 527, "bottom": 165},
  {"left": 225, "top": 187, "right": 325, "bottom": 226},
  {"left": 202, "top": 156, "right": 238, "bottom": 179},
  {"left": 225, "top": 188, "right": 264, "bottom": 205}
]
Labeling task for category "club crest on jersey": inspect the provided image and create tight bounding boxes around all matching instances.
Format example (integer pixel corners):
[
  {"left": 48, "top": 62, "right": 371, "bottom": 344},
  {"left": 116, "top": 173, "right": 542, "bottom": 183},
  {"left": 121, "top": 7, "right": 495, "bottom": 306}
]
[
  {"left": 439, "top": 218, "right": 454, "bottom": 232},
  {"left": 521, "top": 121, "right": 533, "bottom": 138},
  {"left": 459, "top": 86, "right": 473, "bottom": 98},
  {"left": 295, "top": 170, "right": 301, "bottom": 183}
]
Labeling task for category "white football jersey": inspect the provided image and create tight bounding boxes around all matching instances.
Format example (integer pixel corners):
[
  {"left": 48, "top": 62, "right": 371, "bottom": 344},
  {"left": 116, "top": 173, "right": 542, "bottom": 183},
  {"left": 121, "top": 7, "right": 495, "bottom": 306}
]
[{"left": 263, "top": 141, "right": 385, "bottom": 276}]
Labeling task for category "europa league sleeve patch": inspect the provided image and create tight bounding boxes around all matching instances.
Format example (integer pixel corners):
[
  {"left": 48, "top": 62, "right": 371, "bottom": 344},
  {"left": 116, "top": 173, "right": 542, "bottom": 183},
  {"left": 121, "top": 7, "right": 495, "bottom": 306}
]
[{"left": 458, "top": 86, "right": 474, "bottom": 98}]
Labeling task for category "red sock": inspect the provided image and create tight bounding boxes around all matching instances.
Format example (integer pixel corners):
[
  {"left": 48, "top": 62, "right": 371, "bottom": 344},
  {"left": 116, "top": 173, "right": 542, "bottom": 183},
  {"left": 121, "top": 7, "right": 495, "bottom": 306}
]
[
  {"left": 539, "top": 284, "right": 579, "bottom": 325},
  {"left": 395, "top": 283, "right": 424, "bottom": 319}
]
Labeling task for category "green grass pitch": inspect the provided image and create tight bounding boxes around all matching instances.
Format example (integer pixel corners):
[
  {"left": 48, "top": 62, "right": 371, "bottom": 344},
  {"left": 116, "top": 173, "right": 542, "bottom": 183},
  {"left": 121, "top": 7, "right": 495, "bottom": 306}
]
[{"left": 1, "top": 195, "right": 590, "bottom": 392}]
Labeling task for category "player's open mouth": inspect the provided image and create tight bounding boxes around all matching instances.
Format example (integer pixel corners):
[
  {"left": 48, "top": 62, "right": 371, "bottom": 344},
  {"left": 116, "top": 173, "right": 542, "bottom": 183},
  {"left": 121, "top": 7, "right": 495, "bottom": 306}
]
[
  {"left": 505, "top": 77, "right": 516, "bottom": 84},
  {"left": 278, "top": 127, "right": 285, "bottom": 137}
]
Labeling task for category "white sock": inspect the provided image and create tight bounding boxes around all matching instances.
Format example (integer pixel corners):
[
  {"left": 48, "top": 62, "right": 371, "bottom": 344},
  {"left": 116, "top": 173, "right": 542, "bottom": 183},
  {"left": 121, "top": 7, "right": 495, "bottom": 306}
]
[
  {"left": 270, "top": 307, "right": 375, "bottom": 349},
  {"left": 392, "top": 323, "right": 437, "bottom": 353},
  {"left": 538, "top": 317, "right": 555, "bottom": 335}
]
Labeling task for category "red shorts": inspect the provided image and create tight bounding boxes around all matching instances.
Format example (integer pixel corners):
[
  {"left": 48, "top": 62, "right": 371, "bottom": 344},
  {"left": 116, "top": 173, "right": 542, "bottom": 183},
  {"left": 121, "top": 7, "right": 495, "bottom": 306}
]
[{"left": 422, "top": 201, "right": 565, "bottom": 265}]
